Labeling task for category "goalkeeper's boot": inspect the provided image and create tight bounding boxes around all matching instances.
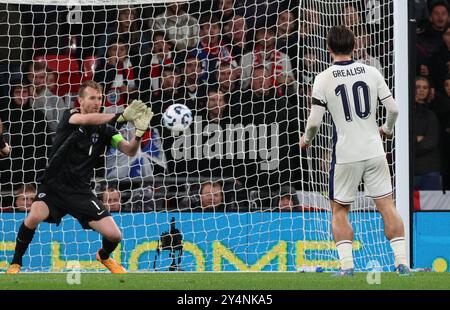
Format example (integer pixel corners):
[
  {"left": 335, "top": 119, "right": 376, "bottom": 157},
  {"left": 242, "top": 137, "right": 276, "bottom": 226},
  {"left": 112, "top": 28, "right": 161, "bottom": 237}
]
[
  {"left": 6, "top": 263, "right": 21, "bottom": 274},
  {"left": 96, "top": 251, "right": 127, "bottom": 274},
  {"left": 396, "top": 264, "right": 411, "bottom": 276},
  {"left": 333, "top": 268, "right": 354, "bottom": 277}
]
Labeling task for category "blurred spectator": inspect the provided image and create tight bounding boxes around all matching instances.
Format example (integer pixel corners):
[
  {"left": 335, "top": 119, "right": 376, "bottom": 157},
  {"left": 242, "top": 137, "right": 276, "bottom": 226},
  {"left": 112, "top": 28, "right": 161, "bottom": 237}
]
[
  {"left": 273, "top": 186, "right": 300, "bottom": 211},
  {"left": 205, "top": 89, "right": 229, "bottom": 125},
  {"left": 223, "top": 15, "right": 252, "bottom": 65},
  {"left": 200, "top": 181, "right": 224, "bottom": 211},
  {"left": 0, "top": 83, "right": 51, "bottom": 187},
  {"left": 216, "top": 0, "right": 235, "bottom": 28},
  {"left": 14, "top": 183, "right": 36, "bottom": 212},
  {"left": 149, "top": 31, "right": 175, "bottom": 94},
  {"left": 180, "top": 53, "right": 206, "bottom": 110},
  {"left": 415, "top": 0, "right": 430, "bottom": 29},
  {"left": 353, "top": 26, "right": 383, "bottom": 74},
  {"left": 195, "top": 14, "right": 235, "bottom": 84},
  {"left": 121, "top": 186, "right": 155, "bottom": 212},
  {"left": 151, "top": 2, "right": 199, "bottom": 51},
  {"left": 429, "top": 24, "right": 450, "bottom": 94},
  {"left": 149, "top": 65, "right": 185, "bottom": 131},
  {"left": 237, "top": 66, "right": 301, "bottom": 192},
  {"left": 414, "top": 76, "right": 442, "bottom": 190},
  {"left": 0, "top": 4, "right": 24, "bottom": 98},
  {"left": 94, "top": 39, "right": 137, "bottom": 106},
  {"left": 417, "top": 1, "right": 449, "bottom": 72},
  {"left": 343, "top": 3, "right": 362, "bottom": 27},
  {"left": 240, "top": 27, "right": 294, "bottom": 91},
  {"left": 299, "top": 46, "right": 318, "bottom": 89},
  {"left": 27, "top": 61, "right": 69, "bottom": 135},
  {"left": 101, "top": 187, "right": 121, "bottom": 212},
  {"left": 298, "top": 5, "right": 324, "bottom": 43},
  {"left": 276, "top": 9, "right": 299, "bottom": 77},
  {"left": 96, "top": 6, "right": 150, "bottom": 63},
  {"left": 215, "top": 61, "right": 241, "bottom": 106},
  {"left": 429, "top": 73, "right": 450, "bottom": 189},
  {"left": 179, "top": 181, "right": 225, "bottom": 212}
]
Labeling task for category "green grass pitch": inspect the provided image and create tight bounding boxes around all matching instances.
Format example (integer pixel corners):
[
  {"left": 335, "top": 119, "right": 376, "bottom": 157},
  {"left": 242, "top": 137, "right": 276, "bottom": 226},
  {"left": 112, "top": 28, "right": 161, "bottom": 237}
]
[{"left": 0, "top": 272, "right": 449, "bottom": 290}]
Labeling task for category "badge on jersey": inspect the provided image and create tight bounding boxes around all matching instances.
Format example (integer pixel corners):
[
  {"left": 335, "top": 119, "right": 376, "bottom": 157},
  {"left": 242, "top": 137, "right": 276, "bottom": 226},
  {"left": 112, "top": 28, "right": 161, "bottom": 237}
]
[{"left": 91, "top": 133, "right": 99, "bottom": 144}]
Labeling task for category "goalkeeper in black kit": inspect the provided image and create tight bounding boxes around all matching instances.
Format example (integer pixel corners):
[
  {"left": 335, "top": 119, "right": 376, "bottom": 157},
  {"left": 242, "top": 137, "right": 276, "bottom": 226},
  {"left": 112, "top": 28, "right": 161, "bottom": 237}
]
[{"left": 6, "top": 80, "right": 153, "bottom": 274}]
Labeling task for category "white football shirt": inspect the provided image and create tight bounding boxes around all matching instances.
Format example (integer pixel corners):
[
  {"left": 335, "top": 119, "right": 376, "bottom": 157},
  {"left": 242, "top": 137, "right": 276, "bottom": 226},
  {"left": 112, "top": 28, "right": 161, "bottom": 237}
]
[{"left": 311, "top": 60, "right": 392, "bottom": 164}]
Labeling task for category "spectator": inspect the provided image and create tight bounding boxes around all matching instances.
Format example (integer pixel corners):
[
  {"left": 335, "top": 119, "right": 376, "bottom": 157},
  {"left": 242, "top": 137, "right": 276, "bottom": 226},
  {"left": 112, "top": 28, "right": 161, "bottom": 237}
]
[
  {"left": 237, "top": 66, "right": 301, "bottom": 192},
  {"left": 27, "top": 61, "right": 69, "bottom": 135},
  {"left": 150, "top": 65, "right": 185, "bottom": 125},
  {"left": 94, "top": 39, "right": 137, "bottom": 107},
  {"left": 187, "top": 89, "right": 234, "bottom": 181},
  {"left": 273, "top": 186, "right": 300, "bottom": 211},
  {"left": 430, "top": 24, "right": 450, "bottom": 94},
  {"left": 216, "top": 0, "right": 235, "bottom": 28},
  {"left": 96, "top": 6, "right": 150, "bottom": 63},
  {"left": 200, "top": 181, "right": 224, "bottom": 211},
  {"left": 195, "top": 14, "right": 235, "bottom": 84},
  {"left": 0, "top": 83, "right": 51, "bottom": 187},
  {"left": 353, "top": 26, "right": 383, "bottom": 74},
  {"left": 121, "top": 186, "right": 156, "bottom": 212},
  {"left": 429, "top": 73, "right": 450, "bottom": 189},
  {"left": 148, "top": 31, "right": 175, "bottom": 94},
  {"left": 223, "top": 15, "right": 252, "bottom": 65},
  {"left": 299, "top": 45, "right": 319, "bottom": 89},
  {"left": 179, "top": 181, "right": 225, "bottom": 212},
  {"left": 240, "top": 27, "right": 294, "bottom": 91},
  {"left": 415, "top": 0, "right": 430, "bottom": 29},
  {"left": 343, "top": 3, "right": 362, "bottom": 27},
  {"left": 276, "top": 9, "right": 299, "bottom": 77},
  {"left": 215, "top": 61, "right": 241, "bottom": 107},
  {"left": 417, "top": 1, "right": 449, "bottom": 71},
  {"left": 14, "top": 183, "right": 36, "bottom": 212},
  {"left": 414, "top": 76, "right": 442, "bottom": 190},
  {"left": 204, "top": 89, "right": 229, "bottom": 126},
  {"left": 180, "top": 53, "right": 206, "bottom": 110},
  {"left": 101, "top": 187, "right": 121, "bottom": 212},
  {"left": 151, "top": 2, "right": 199, "bottom": 51},
  {"left": 0, "top": 3, "right": 24, "bottom": 98}
]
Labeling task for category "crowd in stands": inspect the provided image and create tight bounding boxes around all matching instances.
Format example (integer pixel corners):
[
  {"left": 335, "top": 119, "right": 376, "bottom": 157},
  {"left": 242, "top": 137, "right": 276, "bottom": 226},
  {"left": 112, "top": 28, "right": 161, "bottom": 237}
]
[{"left": 0, "top": 0, "right": 449, "bottom": 212}]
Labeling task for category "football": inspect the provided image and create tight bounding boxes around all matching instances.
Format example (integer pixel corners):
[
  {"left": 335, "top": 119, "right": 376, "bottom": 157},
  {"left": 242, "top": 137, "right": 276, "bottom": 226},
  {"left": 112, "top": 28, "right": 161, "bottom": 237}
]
[{"left": 162, "top": 104, "right": 193, "bottom": 132}]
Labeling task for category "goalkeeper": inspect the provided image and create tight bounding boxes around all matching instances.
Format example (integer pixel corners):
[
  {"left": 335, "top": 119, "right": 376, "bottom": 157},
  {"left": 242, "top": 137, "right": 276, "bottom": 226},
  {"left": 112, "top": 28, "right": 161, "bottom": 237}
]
[{"left": 6, "top": 80, "right": 153, "bottom": 274}]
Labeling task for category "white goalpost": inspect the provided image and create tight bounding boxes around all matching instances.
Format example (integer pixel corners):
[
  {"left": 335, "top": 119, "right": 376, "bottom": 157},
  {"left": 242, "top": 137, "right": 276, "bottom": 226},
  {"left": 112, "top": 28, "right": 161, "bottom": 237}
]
[{"left": 0, "top": 0, "right": 409, "bottom": 272}]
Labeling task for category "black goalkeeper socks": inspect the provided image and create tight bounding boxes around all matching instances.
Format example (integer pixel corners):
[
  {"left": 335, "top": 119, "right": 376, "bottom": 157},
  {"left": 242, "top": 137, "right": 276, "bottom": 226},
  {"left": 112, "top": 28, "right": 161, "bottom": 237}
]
[
  {"left": 98, "top": 237, "right": 119, "bottom": 260},
  {"left": 11, "top": 222, "right": 36, "bottom": 265}
]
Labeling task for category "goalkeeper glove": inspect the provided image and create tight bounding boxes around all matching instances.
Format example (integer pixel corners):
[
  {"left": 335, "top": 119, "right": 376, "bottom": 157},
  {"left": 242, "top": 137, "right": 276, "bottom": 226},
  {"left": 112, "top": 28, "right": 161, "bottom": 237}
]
[
  {"left": 134, "top": 107, "right": 154, "bottom": 138},
  {"left": 116, "top": 100, "right": 147, "bottom": 123}
]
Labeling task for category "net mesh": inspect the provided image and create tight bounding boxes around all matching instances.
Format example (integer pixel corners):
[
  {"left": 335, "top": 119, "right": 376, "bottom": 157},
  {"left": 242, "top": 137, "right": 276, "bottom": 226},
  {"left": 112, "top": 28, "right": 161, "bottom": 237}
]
[{"left": 0, "top": 0, "right": 396, "bottom": 272}]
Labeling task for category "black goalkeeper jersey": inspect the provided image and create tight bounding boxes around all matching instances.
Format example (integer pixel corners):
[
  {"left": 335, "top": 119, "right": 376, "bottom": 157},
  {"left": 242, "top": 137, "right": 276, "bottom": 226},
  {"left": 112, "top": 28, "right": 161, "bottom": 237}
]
[{"left": 42, "top": 108, "right": 118, "bottom": 193}]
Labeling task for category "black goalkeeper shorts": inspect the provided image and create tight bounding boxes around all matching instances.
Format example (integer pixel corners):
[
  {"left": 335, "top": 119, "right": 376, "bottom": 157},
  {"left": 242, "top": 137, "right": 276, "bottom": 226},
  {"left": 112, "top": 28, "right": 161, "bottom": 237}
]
[{"left": 35, "top": 183, "right": 111, "bottom": 229}]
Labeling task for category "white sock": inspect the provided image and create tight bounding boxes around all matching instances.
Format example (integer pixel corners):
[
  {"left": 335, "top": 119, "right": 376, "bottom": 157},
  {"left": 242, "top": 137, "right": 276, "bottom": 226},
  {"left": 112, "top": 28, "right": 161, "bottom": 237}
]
[
  {"left": 390, "top": 237, "right": 407, "bottom": 267},
  {"left": 336, "top": 240, "right": 354, "bottom": 270}
]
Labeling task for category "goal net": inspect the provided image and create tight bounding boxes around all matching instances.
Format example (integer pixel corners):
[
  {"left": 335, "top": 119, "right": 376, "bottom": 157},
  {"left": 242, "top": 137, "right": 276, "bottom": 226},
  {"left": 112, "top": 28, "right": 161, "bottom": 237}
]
[{"left": 0, "top": 0, "right": 397, "bottom": 272}]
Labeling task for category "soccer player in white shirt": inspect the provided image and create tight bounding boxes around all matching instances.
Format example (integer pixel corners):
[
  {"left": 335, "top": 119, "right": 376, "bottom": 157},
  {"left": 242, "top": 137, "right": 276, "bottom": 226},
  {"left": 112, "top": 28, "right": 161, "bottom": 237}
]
[{"left": 300, "top": 25, "right": 410, "bottom": 276}]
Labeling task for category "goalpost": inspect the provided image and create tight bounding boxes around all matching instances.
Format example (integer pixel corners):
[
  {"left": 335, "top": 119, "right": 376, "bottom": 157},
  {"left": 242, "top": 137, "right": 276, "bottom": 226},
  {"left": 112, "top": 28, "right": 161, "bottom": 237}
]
[{"left": 0, "top": 0, "right": 409, "bottom": 272}]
